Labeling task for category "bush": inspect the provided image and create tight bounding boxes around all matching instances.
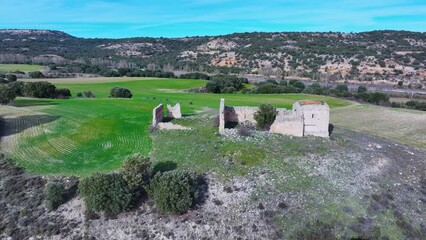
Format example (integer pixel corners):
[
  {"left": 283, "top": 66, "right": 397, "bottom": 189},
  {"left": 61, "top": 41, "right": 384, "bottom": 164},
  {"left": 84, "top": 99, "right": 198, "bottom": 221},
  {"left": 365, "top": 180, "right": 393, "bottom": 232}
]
[
  {"left": 146, "top": 170, "right": 198, "bottom": 214},
  {"left": 45, "top": 183, "right": 67, "bottom": 211},
  {"left": 84, "top": 90, "right": 95, "bottom": 98},
  {"left": 6, "top": 74, "right": 17, "bottom": 82},
  {"left": 357, "top": 85, "right": 367, "bottom": 94},
  {"left": 110, "top": 87, "right": 133, "bottom": 98},
  {"left": 24, "top": 81, "right": 56, "bottom": 98},
  {"left": 79, "top": 173, "right": 136, "bottom": 214},
  {"left": 7, "top": 81, "right": 25, "bottom": 96},
  {"left": 120, "top": 154, "right": 152, "bottom": 190},
  {"left": 77, "top": 92, "right": 83, "bottom": 97},
  {"left": 29, "top": 71, "right": 44, "bottom": 79},
  {"left": 334, "top": 84, "right": 350, "bottom": 97},
  {"left": 254, "top": 104, "right": 277, "bottom": 130},
  {"left": 289, "top": 80, "right": 306, "bottom": 91},
  {"left": 102, "top": 69, "right": 120, "bottom": 77},
  {"left": 0, "top": 83, "right": 16, "bottom": 104},
  {"left": 358, "top": 92, "right": 389, "bottom": 105},
  {"left": 179, "top": 72, "right": 210, "bottom": 80},
  {"left": 256, "top": 83, "right": 281, "bottom": 94},
  {"left": 205, "top": 74, "right": 247, "bottom": 93},
  {"left": 54, "top": 88, "right": 71, "bottom": 99},
  {"left": 303, "top": 84, "right": 330, "bottom": 95}
]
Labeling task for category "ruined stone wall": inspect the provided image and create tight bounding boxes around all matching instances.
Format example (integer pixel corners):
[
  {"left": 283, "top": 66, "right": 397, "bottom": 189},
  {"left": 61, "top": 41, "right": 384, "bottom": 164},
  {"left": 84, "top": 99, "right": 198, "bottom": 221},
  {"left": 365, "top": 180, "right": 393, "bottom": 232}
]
[
  {"left": 218, "top": 99, "right": 330, "bottom": 138},
  {"left": 219, "top": 98, "right": 225, "bottom": 133},
  {"left": 152, "top": 104, "right": 164, "bottom": 127},
  {"left": 167, "top": 103, "right": 182, "bottom": 119},
  {"left": 225, "top": 106, "right": 258, "bottom": 124},
  {"left": 269, "top": 109, "right": 304, "bottom": 137},
  {"left": 293, "top": 102, "right": 330, "bottom": 138}
]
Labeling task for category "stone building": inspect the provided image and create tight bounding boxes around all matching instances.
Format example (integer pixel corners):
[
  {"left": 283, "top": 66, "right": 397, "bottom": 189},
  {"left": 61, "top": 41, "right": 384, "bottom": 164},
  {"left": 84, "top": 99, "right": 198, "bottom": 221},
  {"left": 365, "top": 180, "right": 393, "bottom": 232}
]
[{"left": 219, "top": 98, "right": 330, "bottom": 138}]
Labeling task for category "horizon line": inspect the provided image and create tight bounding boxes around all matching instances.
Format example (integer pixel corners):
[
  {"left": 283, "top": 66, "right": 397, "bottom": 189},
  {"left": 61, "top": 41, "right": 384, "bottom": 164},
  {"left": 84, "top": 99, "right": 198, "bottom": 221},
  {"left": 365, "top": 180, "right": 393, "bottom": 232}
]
[{"left": 1, "top": 28, "right": 425, "bottom": 40}]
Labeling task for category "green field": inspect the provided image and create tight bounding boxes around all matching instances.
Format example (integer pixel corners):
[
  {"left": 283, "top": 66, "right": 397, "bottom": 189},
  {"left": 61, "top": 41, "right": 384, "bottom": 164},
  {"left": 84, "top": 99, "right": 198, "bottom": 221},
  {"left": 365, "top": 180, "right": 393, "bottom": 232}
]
[
  {"left": 0, "top": 64, "right": 42, "bottom": 73},
  {"left": 0, "top": 78, "right": 352, "bottom": 175}
]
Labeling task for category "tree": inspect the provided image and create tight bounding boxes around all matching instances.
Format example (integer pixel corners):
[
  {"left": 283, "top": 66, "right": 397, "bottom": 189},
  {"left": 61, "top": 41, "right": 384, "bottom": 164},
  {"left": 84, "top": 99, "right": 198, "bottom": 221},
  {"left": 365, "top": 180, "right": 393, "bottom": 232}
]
[
  {"left": 79, "top": 172, "right": 136, "bottom": 214},
  {"left": 84, "top": 91, "right": 95, "bottom": 98},
  {"left": 7, "top": 81, "right": 25, "bottom": 96},
  {"left": 55, "top": 88, "right": 72, "bottom": 99},
  {"left": 254, "top": 104, "right": 277, "bottom": 130},
  {"left": 6, "top": 74, "right": 17, "bottom": 82},
  {"left": 0, "top": 84, "right": 16, "bottom": 104},
  {"left": 110, "top": 87, "right": 132, "bottom": 98},
  {"left": 397, "top": 81, "right": 403, "bottom": 87},
  {"left": 334, "top": 84, "right": 350, "bottom": 97},
  {"left": 146, "top": 170, "right": 198, "bottom": 214},
  {"left": 357, "top": 85, "right": 367, "bottom": 94},
  {"left": 29, "top": 71, "right": 44, "bottom": 79},
  {"left": 24, "top": 81, "right": 56, "bottom": 98}
]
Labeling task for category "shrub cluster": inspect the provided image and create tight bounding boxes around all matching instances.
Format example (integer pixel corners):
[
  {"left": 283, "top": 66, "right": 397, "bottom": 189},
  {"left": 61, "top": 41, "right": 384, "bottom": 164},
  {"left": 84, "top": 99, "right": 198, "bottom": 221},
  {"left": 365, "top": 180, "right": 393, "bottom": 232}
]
[
  {"left": 391, "top": 100, "right": 426, "bottom": 111},
  {"left": 77, "top": 90, "right": 95, "bottom": 98},
  {"left": 356, "top": 92, "right": 389, "bottom": 105},
  {"left": 146, "top": 170, "right": 198, "bottom": 214},
  {"left": 254, "top": 104, "right": 277, "bottom": 130},
  {"left": 78, "top": 172, "right": 136, "bottom": 214},
  {"left": 205, "top": 74, "right": 248, "bottom": 93},
  {"left": 179, "top": 72, "right": 210, "bottom": 80},
  {"left": 29, "top": 71, "right": 44, "bottom": 78},
  {"left": 250, "top": 79, "right": 306, "bottom": 94},
  {"left": 77, "top": 154, "right": 199, "bottom": 216},
  {"left": 55, "top": 88, "right": 72, "bottom": 99},
  {"left": 0, "top": 83, "right": 16, "bottom": 104},
  {"left": 110, "top": 87, "right": 133, "bottom": 98},
  {"left": 24, "top": 81, "right": 56, "bottom": 98}
]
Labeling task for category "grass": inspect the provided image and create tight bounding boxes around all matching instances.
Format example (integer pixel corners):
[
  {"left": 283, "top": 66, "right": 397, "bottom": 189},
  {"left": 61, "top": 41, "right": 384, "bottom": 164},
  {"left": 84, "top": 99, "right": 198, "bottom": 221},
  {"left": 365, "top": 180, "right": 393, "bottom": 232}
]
[
  {"left": 0, "top": 64, "right": 42, "bottom": 73},
  {"left": 331, "top": 104, "right": 426, "bottom": 149},
  {"left": 1, "top": 78, "right": 352, "bottom": 175}
]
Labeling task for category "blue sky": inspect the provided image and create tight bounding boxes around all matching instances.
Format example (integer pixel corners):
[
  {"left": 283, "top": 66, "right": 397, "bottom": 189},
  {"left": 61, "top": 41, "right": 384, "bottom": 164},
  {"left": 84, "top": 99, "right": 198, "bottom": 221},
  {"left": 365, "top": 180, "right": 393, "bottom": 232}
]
[{"left": 0, "top": 0, "right": 425, "bottom": 38}]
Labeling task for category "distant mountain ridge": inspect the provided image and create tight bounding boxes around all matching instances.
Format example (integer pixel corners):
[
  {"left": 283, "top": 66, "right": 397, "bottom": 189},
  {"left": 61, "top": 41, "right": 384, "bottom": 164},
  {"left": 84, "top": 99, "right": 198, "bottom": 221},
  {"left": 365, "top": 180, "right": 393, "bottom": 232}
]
[{"left": 0, "top": 29, "right": 425, "bottom": 84}]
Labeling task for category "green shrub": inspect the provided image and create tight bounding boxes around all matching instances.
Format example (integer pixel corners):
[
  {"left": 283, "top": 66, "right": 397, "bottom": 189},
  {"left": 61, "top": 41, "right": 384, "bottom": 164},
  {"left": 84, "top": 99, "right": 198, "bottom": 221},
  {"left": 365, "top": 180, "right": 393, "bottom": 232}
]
[
  {"left": 289, "top": 80, "right": 306, "bottom": 91},
  {"left": 45, "top": 183, "right": 67, "bottom": 211},
  {"left": 7, "top": 81, "right": 25, "bottom": 96},
  {"left": 54, "top": 88, "right": 72, "bottom": 99},
  {"left": 6, "top": 74, "right": 17, "bottom": 82},
  {"left": 0, "top": 83, "right": 16, "bottom": 104},
  {"left": 120, "top": 154, "right": 152, "bottom": 190},
  {"left": 357, "top": 85, "right": 367, "bottom": 94},
  {"left": 29, "top": 71, "right": 44, "bottom": 78},
  {"left": 79, "top": 172, "right": 135, "bottom": 214},
  {"left": 110, "top": 87, "right": 132, "bottom": 98},
  {"left": 24, "top": 81, "right": 56, "bottom": 98},
  {"left": 254, "top": 104, "right": 277, "bottom": 130},
  {"left": 84, "top": 90, "right": 95, "bottom": 98},
  {"left": 146, "top": 170, "right": 198, "bottom": 214}
]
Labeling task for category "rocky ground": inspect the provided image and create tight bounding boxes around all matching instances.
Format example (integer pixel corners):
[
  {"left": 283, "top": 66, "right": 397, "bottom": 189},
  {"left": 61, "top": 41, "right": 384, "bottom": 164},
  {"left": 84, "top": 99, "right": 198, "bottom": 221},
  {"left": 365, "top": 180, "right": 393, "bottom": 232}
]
[{"left": 1, "top": 127, "right": 425, "bottom": 239}]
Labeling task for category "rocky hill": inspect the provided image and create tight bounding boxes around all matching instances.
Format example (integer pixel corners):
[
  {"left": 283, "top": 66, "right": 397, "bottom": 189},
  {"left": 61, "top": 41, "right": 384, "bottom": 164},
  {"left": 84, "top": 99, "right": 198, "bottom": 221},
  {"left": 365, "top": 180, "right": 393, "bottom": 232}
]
[{"left": 0, "top": 29, "right": 425, "bottom": 84}]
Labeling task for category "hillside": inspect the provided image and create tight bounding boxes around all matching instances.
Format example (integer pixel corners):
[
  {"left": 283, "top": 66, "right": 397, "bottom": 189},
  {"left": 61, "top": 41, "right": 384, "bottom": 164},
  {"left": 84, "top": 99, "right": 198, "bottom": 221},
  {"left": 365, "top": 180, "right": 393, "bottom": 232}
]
[{"left": 0, "top": 29, "right": 425, "bottom": 84}]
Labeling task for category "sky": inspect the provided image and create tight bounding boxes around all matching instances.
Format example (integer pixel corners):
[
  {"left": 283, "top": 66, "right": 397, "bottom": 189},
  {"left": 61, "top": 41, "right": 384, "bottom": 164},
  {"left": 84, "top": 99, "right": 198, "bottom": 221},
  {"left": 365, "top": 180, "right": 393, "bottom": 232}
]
[{"left": 0, "top": 0, "right": 425, "bottom": 38}]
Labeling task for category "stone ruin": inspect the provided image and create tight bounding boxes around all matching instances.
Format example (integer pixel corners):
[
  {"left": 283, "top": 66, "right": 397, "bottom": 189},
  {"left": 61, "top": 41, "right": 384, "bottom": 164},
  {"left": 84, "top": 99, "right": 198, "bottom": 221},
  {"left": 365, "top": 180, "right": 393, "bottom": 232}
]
[
  {"left": 152, "top": 103, "right": 190, "bottom": 130},
  {"left": 219, "top": 98, "right": 330, "bottom": 138},
  {"left": 152, "top": 104, "right": 164, "bottom": 127},
  {"left": 167, "top": 103, "right": 182, "bottom": 119}
]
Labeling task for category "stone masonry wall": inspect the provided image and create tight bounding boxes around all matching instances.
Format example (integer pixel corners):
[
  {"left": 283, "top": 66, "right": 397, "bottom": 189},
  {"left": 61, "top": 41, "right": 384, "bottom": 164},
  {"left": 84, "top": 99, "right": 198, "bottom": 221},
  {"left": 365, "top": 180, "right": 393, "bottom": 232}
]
[
  {"left": 152, "top": 104, "right": 164, "bottom": 127},
  {"left": 167, "top": 103, "right": 182, "bottom": 119}
]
